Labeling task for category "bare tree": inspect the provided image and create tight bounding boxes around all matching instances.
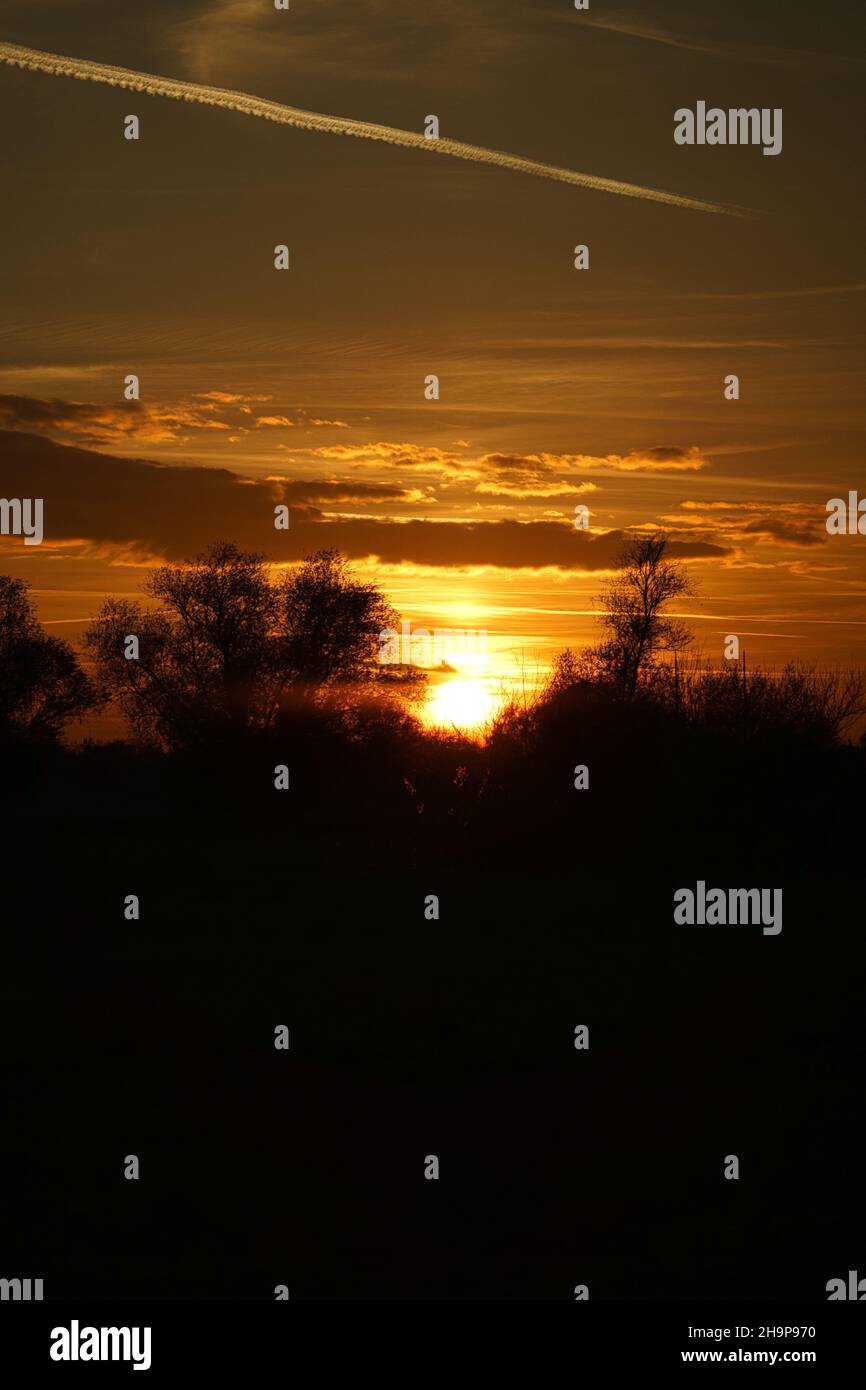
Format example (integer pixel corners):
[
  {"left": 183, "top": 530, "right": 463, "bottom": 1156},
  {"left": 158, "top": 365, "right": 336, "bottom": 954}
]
[{"left": 594, "top": 533, "right": 693, "bottom": 696}]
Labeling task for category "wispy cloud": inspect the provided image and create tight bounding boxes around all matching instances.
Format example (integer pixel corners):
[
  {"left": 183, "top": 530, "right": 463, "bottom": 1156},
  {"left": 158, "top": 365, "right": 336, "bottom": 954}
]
[
  {"left": 662, "top": 500, "right": 829, "bottom": 549},
  {"left": 0, "top": 392, "right": 346, "bottom": 446},
  {"left": 585, "top": 12, "right": 860, "bottom": 70},
  {"left": 172, "top": 0, "right": 554, "bottom": 89},
  {"left": 475, "top": 446, "right": 708, "bottom": 476},
  {"left": 669, "top": 284, "right": 866, "bottom": 303},
  {"left": 304, "top": 443, "right": 709, "bottom": 479}
]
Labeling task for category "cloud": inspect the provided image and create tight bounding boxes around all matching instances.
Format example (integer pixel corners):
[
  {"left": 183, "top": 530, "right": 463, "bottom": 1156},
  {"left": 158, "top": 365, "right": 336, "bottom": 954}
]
[
  {"left": 662, "top": 500, "right": 828, "bottom": 549},
  {"left": 469, "top": 451, "right": 595, "bottom": 498},
  {"left": 194, "top": 390, "right": 273, "bottom": 404},
  {"left": 739, "top": 518, "right": 827, "bottom": 547},
  {"left": 0, "top": 365, "right": 111, "bottom": 382},
  {"left": 303, "top": 442, "right": 709, "bottom": 481},
  {"left": 585, "top": 12, "right": 859, "bottom": 70},
  {"left": 499, "top": 337, "right": 801, "bottom": 351},
  {"left": 172, "top": 0, "right": 530, "bottom": 88},
  {"left": 476, "top": 446, "right": 707, "bottom": 476},
  {"left": 669, "top": 284, "right": 866, "bottom": 303},
  {"left": 0, "top": 430, "right": 728, "bottom": 571},
  {"left": 307, "top": 442, "right": 463, "bottom": 471},
  {"left": 475, "top": 480, "right": 596, "bottom": 500},
  {"left": 0, "top": 392, "right": 230, "bottom": 445},
  {"left": 0, "top": 392, "right": 348, "bottom": 446},
  {"left": 264, "top": 479, "right": 413, "bottom": 505}
]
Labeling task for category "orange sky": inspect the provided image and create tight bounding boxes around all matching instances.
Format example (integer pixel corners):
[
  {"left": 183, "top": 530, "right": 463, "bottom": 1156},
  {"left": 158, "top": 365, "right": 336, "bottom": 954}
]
[{"left": 1, "top": 0, "right": 864, "bottom": 730}]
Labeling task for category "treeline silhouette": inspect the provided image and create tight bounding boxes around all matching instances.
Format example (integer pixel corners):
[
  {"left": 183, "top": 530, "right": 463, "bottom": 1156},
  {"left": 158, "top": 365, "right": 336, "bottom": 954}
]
[
  {"left": 3, "top": 536, "right": 863, "bottom": 871},
  {"left": 4, "top": 536, "right": 865, "bottom": 1301}
]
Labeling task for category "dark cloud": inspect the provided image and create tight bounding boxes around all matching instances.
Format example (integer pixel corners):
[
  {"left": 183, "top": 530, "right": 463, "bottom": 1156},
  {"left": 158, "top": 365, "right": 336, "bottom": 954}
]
[
  {"left": 0, "top": 430, "right": 728, "bottom": 570},
  {"left": 0, "top": 391, "right": 241, "bottom": 446},
  {"left": 477, "top": 446, "right": 707, "bottom": 476},
  {"left": 639, "top": 446, "right": 702, "bottom": 466},
  {"left": 273, "top": 479, "right": 410, "bottom": 504},
  {"left": 481, "top": 452, "right": 555, "bottom": 475},
  {"left": 739, "top": 517, "right": 826, "bottom": 547},
  {"left": 663, "top": 501, "right": 828, "bottom": 549},
  {"left": 300, "top": 517, "right": 724, "bottom": 569},
  {"left": 0, "top": 392, "right": 348, "bottom": 447}
]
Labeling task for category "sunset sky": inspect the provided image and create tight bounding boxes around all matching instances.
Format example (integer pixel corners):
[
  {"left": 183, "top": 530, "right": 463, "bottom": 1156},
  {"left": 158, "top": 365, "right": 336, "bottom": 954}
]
[{"left": 1, "top": 0, "right": 864, "bottom": 729}]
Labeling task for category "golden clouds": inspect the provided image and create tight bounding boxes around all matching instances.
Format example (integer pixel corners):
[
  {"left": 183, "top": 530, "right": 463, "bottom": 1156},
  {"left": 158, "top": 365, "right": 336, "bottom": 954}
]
[{"left": 0, "top": 393, "right": 349, "bottom": 447}]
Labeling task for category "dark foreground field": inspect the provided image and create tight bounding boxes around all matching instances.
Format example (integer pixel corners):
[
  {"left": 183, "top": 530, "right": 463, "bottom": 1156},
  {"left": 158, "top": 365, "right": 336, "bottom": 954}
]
[{"left": 2, "top": 719, "right": 863, "bottom": 1299}]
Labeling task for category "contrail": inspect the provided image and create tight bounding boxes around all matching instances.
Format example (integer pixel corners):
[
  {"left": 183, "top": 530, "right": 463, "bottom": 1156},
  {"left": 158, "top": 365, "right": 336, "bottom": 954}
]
[{"left": 0, "top": 39, "right": 748, "bottom": 217}]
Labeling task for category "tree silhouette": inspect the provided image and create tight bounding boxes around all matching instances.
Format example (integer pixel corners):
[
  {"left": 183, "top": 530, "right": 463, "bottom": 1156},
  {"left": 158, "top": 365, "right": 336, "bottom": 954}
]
[
  {"left": 279, "top": 548, "right": 398, "bottom": 689},
  {"left": 0, "top": 575, "right": 95, "bottom": 740},
  {"left": 84, "top": 542, "right": 418, "bottom": 747},
  {"left": 594, "top": 532, "right": 693, "bottom": 696}
]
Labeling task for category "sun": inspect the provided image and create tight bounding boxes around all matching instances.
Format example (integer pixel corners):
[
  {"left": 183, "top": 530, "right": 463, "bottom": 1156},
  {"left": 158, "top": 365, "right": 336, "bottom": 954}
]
[{"left": 422, "top": 676, "right": 503, "bottom": 734}]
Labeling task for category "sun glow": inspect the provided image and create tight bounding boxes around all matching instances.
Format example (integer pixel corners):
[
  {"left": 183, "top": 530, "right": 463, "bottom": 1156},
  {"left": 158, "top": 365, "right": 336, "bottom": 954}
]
[{"left": 421, "top": 675, "right": 505, "bottom": 734}]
